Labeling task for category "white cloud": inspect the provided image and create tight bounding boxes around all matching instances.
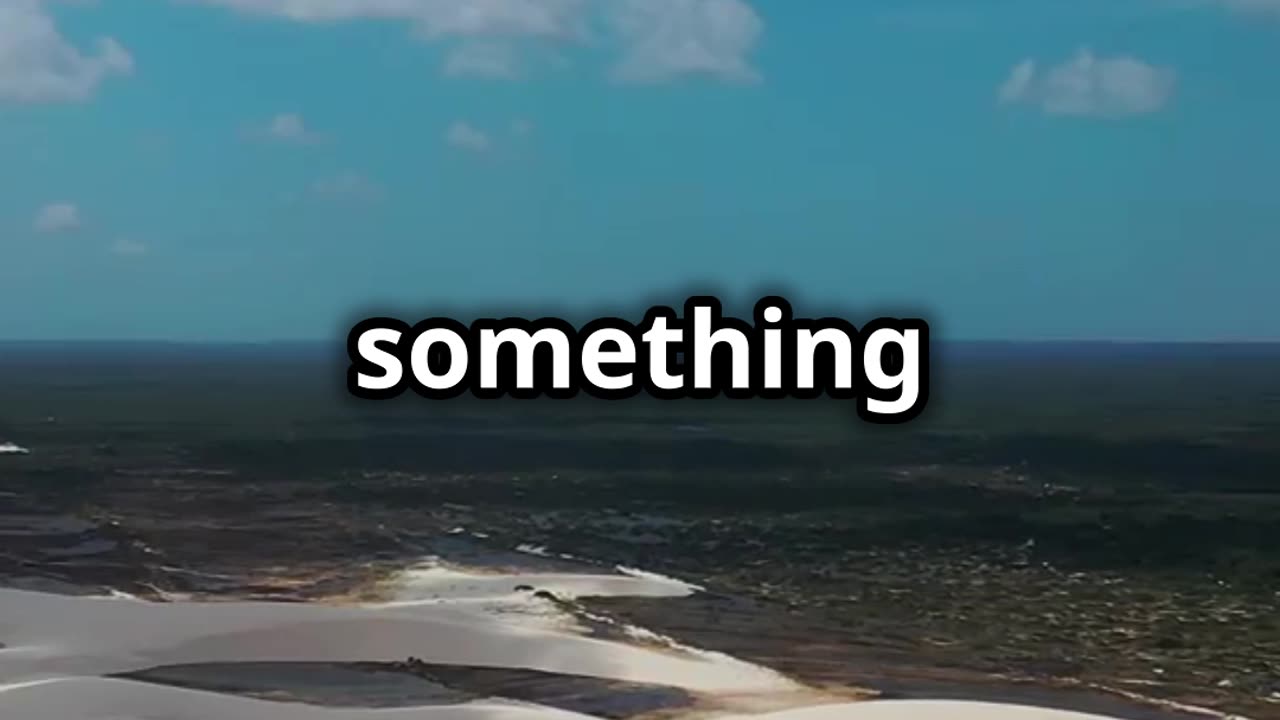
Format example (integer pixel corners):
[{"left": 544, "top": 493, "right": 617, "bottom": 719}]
[
  {"left": 998, "top": 60, "right": 1037, "bottom": 105},
  {"left": 998, "top": 48, "right": 1175, "bottom": 118},
  {"left": 189, "top": 0, "right": 762, "bottom": 83},
  {"left": 0, "top": 0, "right": 134, "bottom": 104},
  {"left": 444, "top": 42, "right": 520, "bottom": 78},
  {"left": 262, "top": 112, "right": 324, "bottom": 143},
  {"left": 111, "top": 238, "right": 147, "bottom": 256},
  {"left": 33, "top": 203, "right": 81, "bottom": 233},
  {"left": 190, "top": 0, "right": 588, "bottom": 37},
  {"left": 611, "top": 0, "right": 763, "bottom": 84},
  {"left": 447, "top": 121, "right": 492, "bottom": 151}
]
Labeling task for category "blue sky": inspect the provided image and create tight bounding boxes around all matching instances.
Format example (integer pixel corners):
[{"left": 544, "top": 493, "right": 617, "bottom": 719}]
[{"left": 1, "top": 0, "right": 1278, "bottom": 341}]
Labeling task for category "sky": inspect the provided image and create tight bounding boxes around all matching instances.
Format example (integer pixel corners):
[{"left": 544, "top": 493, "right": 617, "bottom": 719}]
[{"left": 1, "top": 0, "right": 1278, "bottom": 342}]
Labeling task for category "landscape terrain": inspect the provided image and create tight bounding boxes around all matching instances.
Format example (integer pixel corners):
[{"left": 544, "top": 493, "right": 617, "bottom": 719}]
[{"left": 1, "top": 341, "right": 1277, "bottom": 718}]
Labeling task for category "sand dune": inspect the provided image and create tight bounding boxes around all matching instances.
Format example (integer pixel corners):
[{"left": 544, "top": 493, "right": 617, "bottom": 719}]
[
  {"left": 377, "top": 563, "right": 700, "bottom": 605},
  {"left": 0, "top": 677, "right": 1142, "bottom": 720},
  {"left": 0, "top": 564, "right": 1176, "bottom": 720},
  {"left": 729, "top": 700, "right": 1157, "bottom": 720},
  {"left": 0, "top": 677, "right": 597, "bottom": 720},
  {"left": 0, "top": 585, "right": 792, "bottom": 694}
]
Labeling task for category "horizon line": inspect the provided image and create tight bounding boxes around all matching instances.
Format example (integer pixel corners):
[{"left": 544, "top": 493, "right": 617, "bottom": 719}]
[{"left": 1, "top": 338, "right": 1279, "bottom": 346}]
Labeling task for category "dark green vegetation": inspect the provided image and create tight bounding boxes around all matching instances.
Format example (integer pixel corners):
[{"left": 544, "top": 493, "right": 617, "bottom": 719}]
[{"left": 1, "top": 342, "right": 1278, "bottom": 717}]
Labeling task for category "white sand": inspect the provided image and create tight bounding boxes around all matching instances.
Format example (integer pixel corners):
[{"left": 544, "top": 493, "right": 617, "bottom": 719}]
[
  {"left": 0, "top": 586, "right": 792, "bottom": 694},
  {"left": 0, "top": 678, "right": 1144, "bottom": 720},
  {"left": 725, "top": 701, "right": 1155, "bottom": 720},
  {"left": 0, "top": 677, "right": 597, "bottom": 720},
  {"left": 0, "top": 563, "right": 1187, "bottom": 720},
  {"left": 378, "top": 562, "right": 699, "bottom": 605}
]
